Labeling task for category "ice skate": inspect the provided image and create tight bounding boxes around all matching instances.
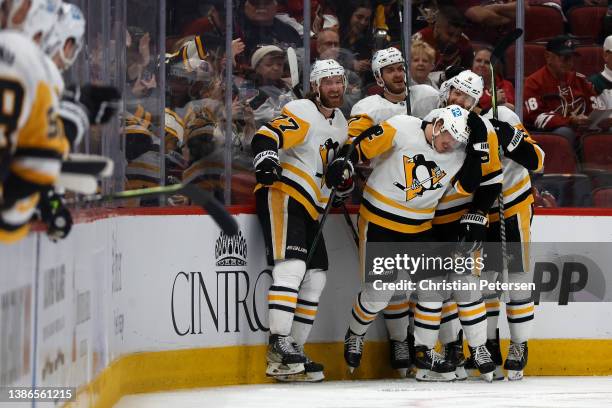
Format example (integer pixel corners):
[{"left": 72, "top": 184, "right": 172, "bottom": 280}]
[
  {"left": 444, "top": 330, "right": 467, "bottom": 380},
  {"left": 344, "top": 329, "right": 364, "bottom": 373},
  {"left": 469, "top": 344, "right": 496, "bottom": 382},
  {"left": 390, "top": 338, "right": 411, "bottom": 377},
  {"left": 505, "top": 341, "right": 528, "bottom": 381},
  {"left": 276, "top": 343, "right": 324, "bottom": 382},
  {"left": 486, "top": 330, "right": 505, "bottom": 380},
  {"left": 266, "top": 334, "right": 305, "bottom": 377},
  {"left": 414, "top": 345, "right": 456, "bottom": 382}
]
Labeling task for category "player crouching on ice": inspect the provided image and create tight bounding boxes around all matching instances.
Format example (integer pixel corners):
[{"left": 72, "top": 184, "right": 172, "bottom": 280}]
[
  {"left": 325, "top": 105, "right": 489, "bottom": 381},
  {"left": 251, "top": 59, "right": 350, "bottom": 382}
]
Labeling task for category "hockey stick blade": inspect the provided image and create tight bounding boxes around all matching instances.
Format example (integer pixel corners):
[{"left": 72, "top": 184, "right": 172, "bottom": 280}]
[
  {"left": 490, "top": 28, "right": 523, "bottom": 65},
  {"left": 179, "top": 184, "right": 239, "bottom": 236}
]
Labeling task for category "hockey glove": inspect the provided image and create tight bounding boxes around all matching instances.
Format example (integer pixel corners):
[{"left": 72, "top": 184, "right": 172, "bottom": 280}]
[
  {"left": 456, "top": 211, "right": 488, "bottom": 256},
  {"left": 38, "top": 190, "right": 73, "bottom": 242},
  {"left": 490, "top": 119, "right": 524, "bottom": 154},
  {"left": 254, "top": 150, "right": 282, "bottom": 186},
  {"left": 64, "top": 84, "right": 121, "bottom": 125},
  {"left": 332, "top": 176, "right": 354, "bottom": 207},
  {"left": 325, "top": 156, "right": 355, "bottom": 189},
  {"left": 466, "top": 112, "right": 489, "bottom": 163}
]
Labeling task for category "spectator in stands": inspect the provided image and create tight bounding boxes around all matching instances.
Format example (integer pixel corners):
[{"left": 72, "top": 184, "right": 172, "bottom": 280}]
[
  {"left": 235, "top": 0, "right": 302, "bottom": 59},
  {"left": 338, "top": 0, "right": 374, "bottom": 75},
  {"left": 409, "top": 39, "right": 440, "bottom": 88},
  {"left": 412, "top": 6, "right": 474, "bottom": 71},
  {"left": 472, "top": 46, "right": 515, "bottom": 110},
  {"left": 523, "top": 35, "right": 597, "bottom": 146},
  {"left": 589, "top": 35, "right": 612, "bottom": 110},
  {"left": 248, "top": 45, "right": 296, "bottom": 127}
]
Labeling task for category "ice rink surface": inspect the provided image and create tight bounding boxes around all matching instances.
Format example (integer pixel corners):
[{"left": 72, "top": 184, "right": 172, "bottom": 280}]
[{"left": 115, "top": 377, "right": 612, "bottom": 408}]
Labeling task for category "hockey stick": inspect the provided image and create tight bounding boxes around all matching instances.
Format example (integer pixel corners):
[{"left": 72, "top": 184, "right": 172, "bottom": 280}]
[
  {"left": 489, "top": 28, "right": 523, "bottom": 302},
  {"left": 341, "top": 203, "right": 359, "bottom": 247},
  {"left": 66, "top": 184, "right": 239, "bottom": 236},
  {"left": 305, "top": 128, "right": 376, "bottom": 267},
  {"left": 397, "top": 0, "right": 411, "bottom": 115},
  {"left": 286, "top": 47, "right": 303, "bottom": 98}
]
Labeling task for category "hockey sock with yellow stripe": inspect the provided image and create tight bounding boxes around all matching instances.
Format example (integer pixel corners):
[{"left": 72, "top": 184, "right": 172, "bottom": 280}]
[
  {"left": 268, "top": 285, "right": 298, "bottom": 335},
  {"left": 383, "top": 292, "right": 411, "bottom": 341},
  {"left": 290, "top": 269, "right": 326, "bottom": 345},
  {"left": 484, "top": 296, "right": 501, "bottom": 340},
  {"left": 439, "top": 299, "right": 460, "bottom": 344},
  {"left": 506, "top": 300, "right": 534, "bottom": 344},
  {"left": 413, "top": 302, "right": 442, "bottom": 348},
  {"left": 349, "top": 291, "right": 380, "bottom": 336},
  {"left": 457, "top": 300, "right": 487, "bottom": 347}
]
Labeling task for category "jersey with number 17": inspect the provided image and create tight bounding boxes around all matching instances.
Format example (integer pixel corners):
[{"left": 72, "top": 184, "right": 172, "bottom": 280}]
[{"left": 254, "top": 99, "right": 348, "bottom": 220}]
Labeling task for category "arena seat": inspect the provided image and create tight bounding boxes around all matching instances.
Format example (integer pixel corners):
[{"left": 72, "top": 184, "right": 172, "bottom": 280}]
[
  {"left": 532, "top": 133, "right": 578, "bottom": 174},
  {"left": 525, "top": 6, "right": 564, "bottom": 41},
  {"left": 582, "top": 133, "right": 612, "bottom": 171},
  {"left": 532, "top": 173, "right": 592, "bottom": 207},
  {"left": 505, "top": 43, "right": 546, "bottom": 82},
  {"left": 592, "top": 187, "right": 612, "bottom": 207},
  {"left": 567, "top": 6, "right": 607, "bottom": 41},
  {"left": 574, "top": 45, "right": 605, "bottom": 78}
]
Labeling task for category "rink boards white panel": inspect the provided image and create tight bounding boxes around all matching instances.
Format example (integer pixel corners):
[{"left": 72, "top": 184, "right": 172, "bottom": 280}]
[{"left": 2, "top": 213, "right": 612, "bottom": 405}]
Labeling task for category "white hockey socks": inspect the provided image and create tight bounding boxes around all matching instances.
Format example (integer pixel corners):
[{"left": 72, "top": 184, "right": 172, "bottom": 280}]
[
  {"left": 413, "top": 301, "right": 442, "bottom": 349},
  {"left": 290, "top": 269, "right": 326, "bottom": 345},
  {"left": 439, "top": 300, "right": 460, "bottom": 345},
  {"left": 268, "top": 259, "right": 306, "bottom": 335},
  {"left": 457, "top": 300, "right": 488, "bottom": 347},
  {"left": 383, "top": 291, "right": 411, "bottom": 341}
]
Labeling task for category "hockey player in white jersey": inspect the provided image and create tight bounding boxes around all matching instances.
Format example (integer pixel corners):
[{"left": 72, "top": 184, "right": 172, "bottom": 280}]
[
  {"left": 326, "top": 105, "right": 489, "bottom": 381},
  {"left": 476, "top": 99, "right": 544, "bottom": 382},
  {"left": 251, "top": 59, "right": 349, "bottom": 382},
  {"left": 416, "top": 70, "right": 503, "bottom": 381},
  {"left": 347, "top": 47, "right": 440, "bottom": 375},
  {"left": 432, "top": 68, "right": 544, "bottom": 381},
  {"left": 0, "top": 0, "right": 67, "bottom": 243}
]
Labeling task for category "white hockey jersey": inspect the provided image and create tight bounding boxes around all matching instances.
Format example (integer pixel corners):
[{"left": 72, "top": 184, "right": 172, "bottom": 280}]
[
  {"left": 348, "top": 84, "right": 439, "bottom": 139},
  {"left": 483, "top": 106, "right": 544, "bottom": 220},
  {"left": 0, "top": 31, "right": 65, "bottom": 243},
  {"left": 427, "top": 111, "right": 503, "bottom": 225},
  {"left": 255, "top": 99, "right": 348, "bottom": 219},
  {"left": 357, "top": 115, "right": 467, "bottom": 233}
]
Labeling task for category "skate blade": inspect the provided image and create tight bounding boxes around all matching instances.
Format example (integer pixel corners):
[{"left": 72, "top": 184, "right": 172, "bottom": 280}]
[
  {"left": 465, "top": 368, "right": 481, "bottom": 380},
  {"left": 480, "top": 371, "right": 494, "bottom": 383},
  {"left": 455, "top": 366, "right": 468, "bottom": 381},
  {"left": 507, "top": 369, "right": 523, "bottom": 381},
  {"left": 276, "top": 371, "right": 324, "bottom": 383},
  {"left": 493, "top": 366, "right": 505, "bottom": 381},
  {"left": 395, "top": 368, "right": 408, "bottom": 378},
  {"left": 415, "top": 369, "right": 456, "bottom": 382},
  {"left": 266, "top": 362, "right": 305, "bottom": 377}
]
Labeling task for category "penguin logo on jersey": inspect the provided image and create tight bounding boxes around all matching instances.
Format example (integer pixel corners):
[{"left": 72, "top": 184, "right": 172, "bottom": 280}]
[
  {"left": 394, "top": 154, "right": 446, "bottom": 201},
  {"left": 318, "top": 138, "right": 339, "bottom": 187}
]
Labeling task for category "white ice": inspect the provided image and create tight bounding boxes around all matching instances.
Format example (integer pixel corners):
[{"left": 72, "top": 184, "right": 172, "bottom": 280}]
[{"left": 115, "top": 376, "right": 612, "bottom": 408}]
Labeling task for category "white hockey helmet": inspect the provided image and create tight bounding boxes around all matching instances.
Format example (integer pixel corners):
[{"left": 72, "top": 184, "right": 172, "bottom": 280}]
[
  {"left": 44, "top": 2, "right": 85, "bottom": 70},
  {"left": 441, "top": 69, "right": 484, "bottom": 111},
  {"left": 372, "top": 47, "right": 405, "bottom": 88},
  {"left": 310, "top": 59, "right": 346, "bottom": 90},
  {"left": 433, "top": 105, "right": 471, "bottom": 145},
  {"left": 6, "top": 0, "right": 61, "bottom": 43}
]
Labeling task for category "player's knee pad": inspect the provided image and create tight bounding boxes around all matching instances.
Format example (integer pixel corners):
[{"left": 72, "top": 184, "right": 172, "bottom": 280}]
[
  {"left": 299, "top": 269, "right": 327, "bottom": 301},
  {"left": 272, "top": 259, "right": 307, "bottom": 290}
]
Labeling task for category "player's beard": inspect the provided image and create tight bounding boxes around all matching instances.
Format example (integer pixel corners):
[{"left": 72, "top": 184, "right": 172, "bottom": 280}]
[
  {"left": 320, "top": 91, "right": 344, "bottom": 109},
  {"left": 385, "top": 79, "right": 406, "bottom": 95}
]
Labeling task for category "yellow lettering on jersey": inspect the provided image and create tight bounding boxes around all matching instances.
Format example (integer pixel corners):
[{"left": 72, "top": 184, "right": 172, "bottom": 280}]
[
  {"left": 348, "top": 114, "right": 374, "bottom": 138},
  {"left": 269, "top": 107, "right": 310, "bottom": 149}
]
